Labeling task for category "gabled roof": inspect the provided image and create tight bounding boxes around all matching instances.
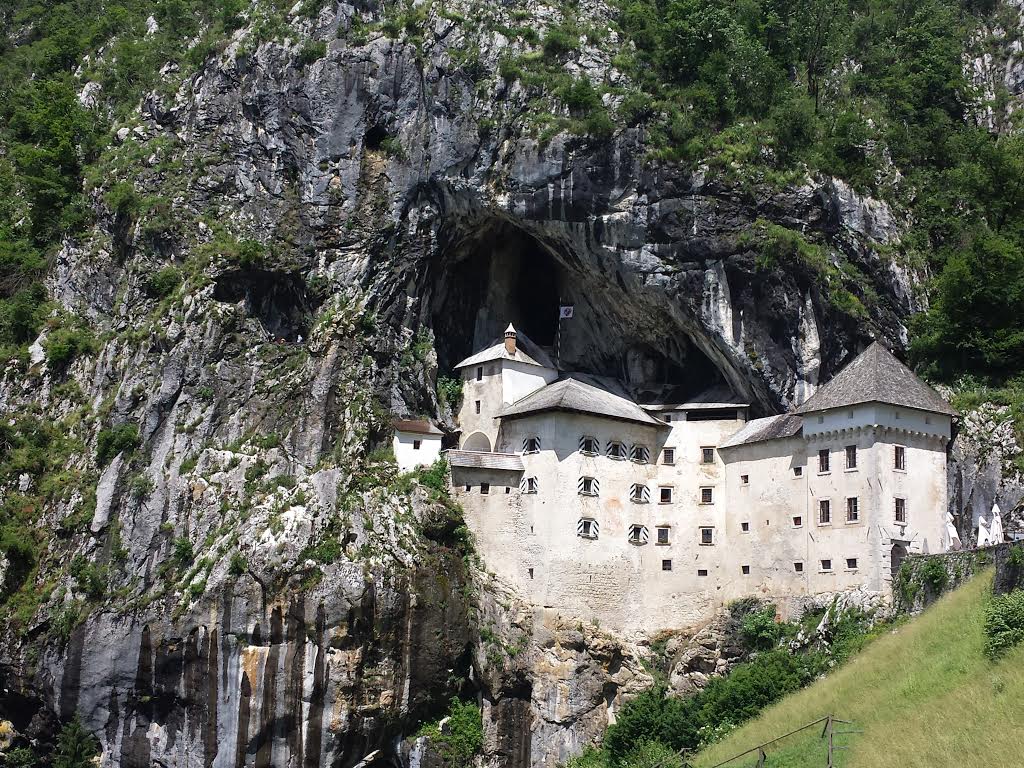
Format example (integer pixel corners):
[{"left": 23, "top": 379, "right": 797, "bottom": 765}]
[
  {"left": 454, "top": 329, "right": 556, "bottom": 370},
  {"left": 392, "top": 419, "right": 443, "bottom": 436},
  {"left": 498, "top": 375, "right": 666, "bottom": 427},
  {"left": 641, "top": 385, "right": 749, "bottom": 411},
  {"left": 445, "top": 450, "right": 524, "bottom": 472},
  {"left": 720, "top": 413, "right": 803, "bottom": 449},
  {"left": 795, "top": 342, "right": 955, "bottom": 416}
]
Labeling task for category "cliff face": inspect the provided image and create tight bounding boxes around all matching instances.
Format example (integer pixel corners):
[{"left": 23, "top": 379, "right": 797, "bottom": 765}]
[{"left": 1, "top": 1, "right": 1021, "bottom": 767}]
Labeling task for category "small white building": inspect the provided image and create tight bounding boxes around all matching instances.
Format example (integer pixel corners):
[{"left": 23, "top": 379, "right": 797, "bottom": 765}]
[
  {"left": 446, "top": 329, "right": 955, "bottom": 635},
  {"left": 392, "top": 419, "right": 443, "bottom": 472}
]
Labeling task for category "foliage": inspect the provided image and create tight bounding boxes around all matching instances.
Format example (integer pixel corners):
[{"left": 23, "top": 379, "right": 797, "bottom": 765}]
[
  {"left": 417, "top": 697, "right": 483, "bottom": 766},
  {"left": 96, "top": 423, "right": 140, "bottom": 466},
  {"left": 437, "top": 376, "right": 463, "bottom": 408},
  {"left": 737, "top": 603, "right": 782, "bottom": 652},
  {"left": 52, "top": 716, "right": 99, "bottom": 768},
  {"left": 145, "top": 266, "right": 182, "bottom": 298},
  {"left": 69, "top": 555, "right": 106, "bottom": 600},
  {"left": 228, "top": 550, "right": 248, "bottom": 576},
  {"left": 172, "top": 537, "right": 195, "bottom": 567},
  {"left": 415, "top": 457, "right": 449, "bottom": 493},
  {"left": 43, "top": 323, "right": 96, "bottom": 370},
  {"left": 920, "top": 558, "right": 950, "bottom": 594},
  {"left": 984, "top": 589, "right": 1024, "bottom": 659},
  {"left": 297, "top": 40, "right": 327, "bottom": 67},
  {"left": 300, "top": 535, "right": 343, "bottom": 564}
]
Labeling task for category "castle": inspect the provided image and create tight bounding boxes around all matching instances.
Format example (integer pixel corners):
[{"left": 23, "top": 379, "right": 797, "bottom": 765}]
[{"left": 428, "top": 325, "right": 955, "bottom": 635}]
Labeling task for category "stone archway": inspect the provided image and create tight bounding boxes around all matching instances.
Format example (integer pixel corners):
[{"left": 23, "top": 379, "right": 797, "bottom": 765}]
[
  {"left": 462, "top": 431, "right": 491, "bottom": 452},
  {"left": 890, "top": 542, "right": 909, "bottom": 581}
]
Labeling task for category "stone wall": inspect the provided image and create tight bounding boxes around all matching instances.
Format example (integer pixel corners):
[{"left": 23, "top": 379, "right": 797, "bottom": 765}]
[{"left": 893, "top": 543, "right": 1024, "bottom": 613}]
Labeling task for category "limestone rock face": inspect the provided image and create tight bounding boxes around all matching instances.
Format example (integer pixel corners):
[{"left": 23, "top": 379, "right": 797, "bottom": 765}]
[{"left": 2, "top": 2, "right": 1020, "bottom": 768}]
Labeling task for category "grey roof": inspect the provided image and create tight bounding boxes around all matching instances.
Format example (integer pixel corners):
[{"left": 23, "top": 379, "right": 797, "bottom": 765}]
[
  {"left": 445, "top": 450, "right": 524, "bottom": 471},
  {"left": 392, "top": 418, "right": 443, "bottom": 436},
  {"left": 454, "top": 329, "right": 556, "bottom": 370},
  {"left": 795, "top": 342, "right": 955, "bottom": 416},
  {"left": 720, "top": 413, "right": 804, "bottom": 449},
  {"left": 642, "top": 386, "right": 749, "bottom": 411},
  {"left": 498, "top": 375, "right": 666, "bottom": 427}
]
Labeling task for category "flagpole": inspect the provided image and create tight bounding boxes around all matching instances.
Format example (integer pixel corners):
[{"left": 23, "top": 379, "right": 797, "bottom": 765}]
[{"left": 555, "top": 297, "right": 562, "bottom": 369}]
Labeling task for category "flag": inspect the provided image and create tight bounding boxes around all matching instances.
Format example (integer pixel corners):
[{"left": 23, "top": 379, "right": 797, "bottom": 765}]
[{"left": 559, "top": 305, "right": 574, "bottom": 319}]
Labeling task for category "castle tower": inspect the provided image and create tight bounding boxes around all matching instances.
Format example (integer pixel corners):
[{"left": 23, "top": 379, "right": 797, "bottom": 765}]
[{"left": 504, "top": 323, "right": 517, "bottom": 355}]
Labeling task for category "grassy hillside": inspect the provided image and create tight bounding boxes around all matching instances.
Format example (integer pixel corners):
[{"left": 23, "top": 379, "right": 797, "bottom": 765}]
[{"left": 692, "top": 572, "right": 1024, "bottom": 768}]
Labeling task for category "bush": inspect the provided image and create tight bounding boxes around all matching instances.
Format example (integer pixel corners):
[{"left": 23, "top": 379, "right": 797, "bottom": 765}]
[
  {"left": 53, "top": 715, "right": 99, "bottom": 768},
  {"left": 44, "top": 325, "right": 96, "bottom": 370},
  {"left": 145, "top": 266, "right": 182, "bottom": 297},
  {"left": 96, "top": 423, "right": 140, "bottom": 466},
  {"left": 416, "top": 457, "right": 449, "bottom": 493},
  {"left": 418, "top": 698, "right": 483, "bottom": 765},
  {"left": 228, "top": 551, "right": 247, "bottom": 576},
  {"left": 437, "top": 376, "right": 463, "bottom": 407},
  {"left": 984, "top": 590, "right": 1024, "bottom": 659},
  {"left": 172, "top": 537, "right": 194, "bottom": 567},
  {"left": 920, "top": 559, "right": 950, "bottom": 594},
  {"left": 738, "top": 604, "right": 781, "bottom": 651},
  {"left": 297, "top": 40, "right": 327, "bottom": 67}
]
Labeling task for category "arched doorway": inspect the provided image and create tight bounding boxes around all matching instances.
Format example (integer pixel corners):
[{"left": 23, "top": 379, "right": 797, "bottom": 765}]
[
  {"left": 462, "top": 431, "right": 491, "bottom": 452},
  {"left": 890, "top": 542, "right": 909, "bottom": 581}
]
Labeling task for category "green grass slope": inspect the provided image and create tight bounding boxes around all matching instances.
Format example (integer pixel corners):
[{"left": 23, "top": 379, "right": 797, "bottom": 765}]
[{"left": 692, "top": 572, "right": 1024, "bottom": 768}]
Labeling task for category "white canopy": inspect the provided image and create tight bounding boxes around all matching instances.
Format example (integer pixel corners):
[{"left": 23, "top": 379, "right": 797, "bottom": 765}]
[{"left": 990, "top": 502, "right": 1004, "bottom": 544}]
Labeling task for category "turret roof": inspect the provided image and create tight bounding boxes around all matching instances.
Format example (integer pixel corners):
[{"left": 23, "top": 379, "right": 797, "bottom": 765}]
[
  {"left": 497, "top": 374, "right": 666, "bottom": 427},
  {"left": 795, "top": 342, "right": 955, "bottom": 416},
  {"left": 719, "top": 413, "right": 803, "bottom": 449},
  {"left": 454, "top": 329, "right": 556, "bottom": 370}
]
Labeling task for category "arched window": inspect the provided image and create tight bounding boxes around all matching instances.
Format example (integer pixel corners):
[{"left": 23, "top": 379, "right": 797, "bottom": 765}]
[
  {"left": 577, "top": 518, "right": 599, "bottom": 539},
  {"left": 578, "top": 476, "right": 599, "bottom": 496},
  {"left": 523, "top": 436, "right": 541, "bottom": 454},
  {"left": 521, "top": 476, "right": 539, "bottom": 494},
  {"left": 630, "top": 444, "right": 650, "bottom": 464},
  {"left": 630, "top": 484, "right": 650, "bottom": 503},
  {"left": 606, "top": 441, "right": 627, "bottom": 460},
  {"left": 579, "top": 435, "right": 599, "bottom": 455},
  {"left": 628, "top": 524, "right": 649, "bottom": 544}
]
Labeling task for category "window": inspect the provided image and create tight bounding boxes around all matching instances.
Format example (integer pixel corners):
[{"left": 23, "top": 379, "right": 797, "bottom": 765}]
[
  {"left": 528, "top": 568, "right": 534, "bottom": 579},
  {"left": 657, "top": 526, "right": 670, "bottom": 545},
  {"left": 628, "top": 524, "right": 649, "bottom": 544},
  {"left": 700, "top": 527, "right": 714, "bottom": 545},
  {"left": 659, "top": 486, "right": 673, "bottom": 504},
  {"left": 464, "top": 484, "right": 471, "bottom": 492},
  {"left": 522, "top": 476, "right": 538, "bottom": 494},
  {"left": 480, "top": 483, "right": 490, "bottom": 495},
  {"left": 895, "top": 445, "right": 906, "bottom": 471},
  {"left": 579, "top": 436, "right": 599, "bottom": 455},
  {"left": 476, "top": 366, "right": 483, "bottom": 381},
  {"left": 817, "top": 415, "right": 824, "bottom": 424},
  {"left": 846, "top": 445, "right": 857, "bottom": 469},
  {"left": 819, "top": 499, "right": 831, "bottom": 525},
  {"left": 701, "top": 447, "right": 715, "bottom": 464},
  {"left": 664, "top": 413, "right": 672, "bottom": 423},
  {"left": 630, "top": 484, "right": 650, "bottom": 503},
  {"left": 700, "top": 487, "right": 714, "bottom": 505},
  {"left": 792, "top": 515, "right": 803, "bottom": 527},
  {"left": 577, "top": 518, "right": 599, "bottom": 539},
  {"left": 413, "top": 439, "right": 422, "bottom": 450},
  {"left": 474, "top": 400, "right": 481, "bottom": 414},
  {"left": 818, "top": 449, "right": 830, "bottom": 473},
  {"left": 793, "top": 466, "right": 803, "bottom": 477},
  {"left": 578, "top": 476, "right": 599, "bottom": 496},
  {"left": 895, "top": 497, "right": 907, "bottom": 524},
  {"left": 847, "top": 410, "right": 854, "bottom": 419},
  {"left": 741, "top": 474, "right": 750, "bottom": 485},
  {"left": 741, "top": 521, "right": 750, "bottom": 533},
  {"left": 846, "top": 557, "right": 858, "bottom": 570},
  {"left": 741, "top": 565, "right": 750, "bottom": 575},
  {"left": 662, "top": 559, "right": 673, "bottom": 571},
  {"left": 697, "top": 568, "right": 708, "bottom": 576},
  {"left": 794, "top": 561, "right": 804, "bottom": 573},
  {"left": 630, "top": 444, "right": 650, "bottom": 463},
  {"left": 505, "top": 486, "right": 511, "bottom": 494},
  {"left": 523, "top": 436, "right": 541, "bottom": 454},
  {"left": 662, "top": 447, "right": 675, "bottom": 465},
  {"left": 821, "top": 559, "right": 833, "bottom": 572},
  {"left": 607, "top": 441, "right": 627, "bottom": 459},
  {"left": 846, "top": 497, "right": 859, "bottom": 523}
]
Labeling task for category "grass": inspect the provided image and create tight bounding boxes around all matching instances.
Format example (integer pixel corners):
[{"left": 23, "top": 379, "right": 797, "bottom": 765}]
[{"left": 691, "top": 571, "right": 1024, "bottom": 768}]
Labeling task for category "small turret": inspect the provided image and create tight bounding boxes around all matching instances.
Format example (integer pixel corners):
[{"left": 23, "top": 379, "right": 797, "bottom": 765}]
[{"left": 504, "top": 323, "right": 517, "bottom": 355}]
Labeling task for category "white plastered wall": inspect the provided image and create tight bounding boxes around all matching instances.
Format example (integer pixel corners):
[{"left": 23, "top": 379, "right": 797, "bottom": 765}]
[{"left": 393, "top": 432, "right": 443, "bottom": 473}]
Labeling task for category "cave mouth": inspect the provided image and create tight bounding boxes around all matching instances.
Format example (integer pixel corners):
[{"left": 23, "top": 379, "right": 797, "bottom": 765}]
[
  {"left": 427, "top": 216, "right": 729, "bottom": 403},
  {"left": 212, "top": 269, "right": 316, "bottom": 342}
]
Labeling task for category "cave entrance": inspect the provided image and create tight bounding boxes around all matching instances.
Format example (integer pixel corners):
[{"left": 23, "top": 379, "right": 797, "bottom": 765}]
[
  {"left": 212, "top": 269, "right": 315, "bottom": 342},
  {"left": 430, "top": 219, "right": 563, "bottom": 372}
]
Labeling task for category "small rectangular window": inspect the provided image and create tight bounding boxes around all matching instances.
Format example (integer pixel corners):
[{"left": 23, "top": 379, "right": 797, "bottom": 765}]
[
  {"left": 657, "top": 527, "right": 670, "bottom": 545},
  {"left": 578, "top": 476, "right": 599, "bottom": 496},
  {"left": 524, "top": 477, "right": 539, "bottom": 494},
  {"left": 846, "top": 497, "right": 859, "bottom": 523},
  {"left": 846, "top": 445, "right": 858, "bottom": 469},
  {"left": 631, "top": 484, "right": 650, "bottom": 503},
  {"left": 741, "top": 521, "right": 750, "bottom": 532},
  {"left": 794, "top": 466, "right": 803, "bottom": 477},
  {"left": 580, "top": 436, "right": 599, "bottom": 455},
  {"left": 700, "top": 527, "right": 714, "bottom": 545},
  {"left": 662, "top": 448, "right": 675, "bottom": 465},
  {"left": 659, "top": 486, "right": 673, "bottom": 504},
  {"left": 818, "top": 449, "right": 830, "bottom": 473},
  {"left": 895, "top": 446, "right": 906, "bottom": 471},
  {"left": 480, "top": 482, "right": 490, "bottom": 495},
  {"left": 792, "top": 515, "right": 803, "bottom": 527},
  {"left": 578, "top": 518, "right": 598, "bottom": 539},
  {"left": 505, "top": 486, "right": 511, "bottom": 494},
  {"left": 661, "top": 559, "right": 672, "bottom": 571},
  {"left": 528, "top": 568, "right": 534, "bottom": 579},
  {"left": 741, "top": 474, "right": 750, "bottom": 485},
  {"left": 821, "top": 559, "right": 833, "bottom": 572},
  {"left": 741, "top": 565, "right": 751, "bottom": 575},
  {"left": 607, "top": 441, "right": 627, "bottom": 459},
  {"left": 523, "top": 436, "right": 541, "bottom": 454},
  {"left": 895, "top": 497, "right": 907, "bottom": 523},
  {"left": 464, "top": 484, "right": 471, "bottom": 492},
  {"left": 697, "top": 568, "right": 708, "bottom": 576},
  {"left": 701, "top": 447, "right": 715, "bottom": 464},
  {"left": 476, "top": 366, "right": 483, "bottom": 381},
  {"left": 630, "top": 444, "right": 650, "bottom": 463},
  {"left": 846, "top": 557, "right": 858, "bottom": 570},
  {"left": 413, "top": 439, "right": 421, "bottom": 450},
  {"left": 629, "top": 524, "right": 647, "bottom": 543},
  {"left": 819, "top": 499, "right": 831, "bottom": 525},
  {"left": 700, "top": 487, "right": 714, "bottom": 504},
  {"left": 475, "top": 400, "right": 481, "bottom": 414},
  {"left": 794, "top": 561, "right": 804, "bottom": 573}
]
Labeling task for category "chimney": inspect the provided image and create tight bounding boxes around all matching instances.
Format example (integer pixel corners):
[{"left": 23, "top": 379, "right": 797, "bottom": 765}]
[{"left": 504, "top": 323, "right": 517, "bottom": 355}]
